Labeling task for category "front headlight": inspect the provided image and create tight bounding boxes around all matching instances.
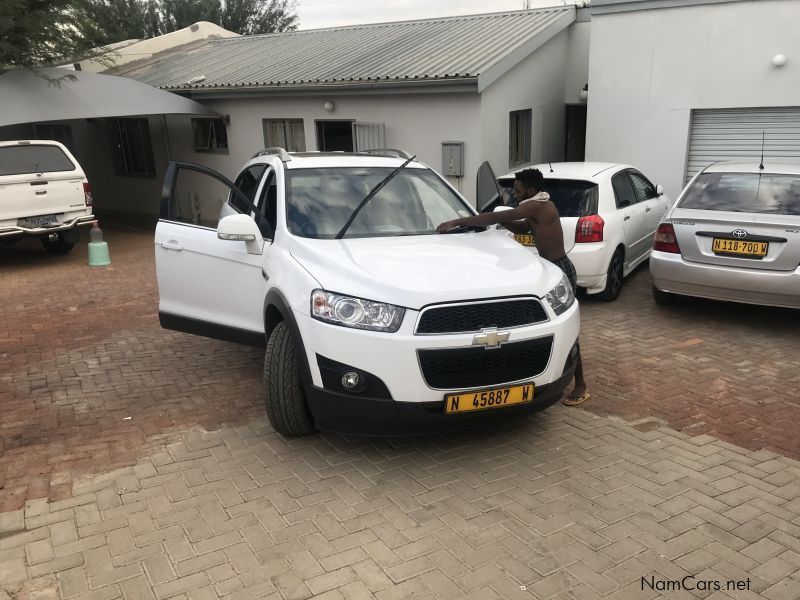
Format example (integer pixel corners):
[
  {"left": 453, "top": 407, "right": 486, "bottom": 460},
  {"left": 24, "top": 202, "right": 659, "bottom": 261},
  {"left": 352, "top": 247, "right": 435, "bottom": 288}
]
[
  {"left": 544, "top": 274, "right": 575, "bottom": 316},
  {"left": 311, "top": 290, "right": 405, "bottom": 332}
]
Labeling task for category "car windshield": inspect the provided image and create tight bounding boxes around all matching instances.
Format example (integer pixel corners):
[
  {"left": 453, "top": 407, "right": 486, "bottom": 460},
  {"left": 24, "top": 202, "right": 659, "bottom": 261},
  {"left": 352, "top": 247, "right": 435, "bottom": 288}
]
[
  {"left": 0, "top": 145, "right": 75, "bottom": 176},
  {"left": 286, "top": 167, "right": 473, "bottom": 238},
  {"left": 679, "top": 172, "right": 800, "bottom": 215},
  {"left": 498, "top": 178, "right": 599, "bottom": 217}
]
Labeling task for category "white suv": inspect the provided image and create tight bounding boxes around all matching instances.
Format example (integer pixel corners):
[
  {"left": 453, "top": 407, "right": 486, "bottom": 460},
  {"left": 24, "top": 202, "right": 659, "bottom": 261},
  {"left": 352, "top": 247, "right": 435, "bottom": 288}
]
[
  {"left": 0, "top": 140, "right": 95, "bottom": 253},
  {"left": 155, "top": 149, "right": 580, "bottom": 436}
]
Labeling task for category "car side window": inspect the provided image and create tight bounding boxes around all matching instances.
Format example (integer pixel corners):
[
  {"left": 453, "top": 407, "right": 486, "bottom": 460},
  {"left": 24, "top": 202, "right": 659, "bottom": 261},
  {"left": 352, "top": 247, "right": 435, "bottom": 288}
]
[
  {"left": 612, "top": 171, "right": 637, "bottom": 209},
  {"left": 628, "top": 171, "right": 658, "bottom": 202},
  {"left": 257, "top": 169, "right": 278, "bottom": 238},
  {"left": 229, "top": 165, "right": 266, "bottom": 213}
]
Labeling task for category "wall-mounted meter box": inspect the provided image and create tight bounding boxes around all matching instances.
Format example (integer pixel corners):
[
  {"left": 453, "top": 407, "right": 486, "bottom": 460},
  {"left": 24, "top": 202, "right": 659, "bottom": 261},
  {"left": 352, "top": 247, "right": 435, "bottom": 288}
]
[{"left": 441, "top": 142, "right": 464, "bottom": 177}]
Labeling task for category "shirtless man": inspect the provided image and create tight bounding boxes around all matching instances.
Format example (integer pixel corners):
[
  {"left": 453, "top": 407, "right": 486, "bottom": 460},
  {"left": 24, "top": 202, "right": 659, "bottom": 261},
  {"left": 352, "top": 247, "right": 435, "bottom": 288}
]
[{"left": 436, "top": 168, "right": 589, "bottom": 406}]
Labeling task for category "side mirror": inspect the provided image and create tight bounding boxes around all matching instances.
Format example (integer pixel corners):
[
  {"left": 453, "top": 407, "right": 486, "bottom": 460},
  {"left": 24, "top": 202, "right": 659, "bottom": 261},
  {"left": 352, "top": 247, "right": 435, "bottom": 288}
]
[
  {"left": 217, "top": 214, "right": 264, "bottom": 255},
  {"left": 656, "top": 184, "right": 664, "bottom": 197}
]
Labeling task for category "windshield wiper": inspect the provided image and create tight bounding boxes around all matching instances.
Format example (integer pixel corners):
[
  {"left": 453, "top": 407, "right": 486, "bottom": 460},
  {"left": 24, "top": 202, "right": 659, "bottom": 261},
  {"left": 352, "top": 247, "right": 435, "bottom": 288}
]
[{"left": 335, "top": 154, "right": 416, "bottom": 239}]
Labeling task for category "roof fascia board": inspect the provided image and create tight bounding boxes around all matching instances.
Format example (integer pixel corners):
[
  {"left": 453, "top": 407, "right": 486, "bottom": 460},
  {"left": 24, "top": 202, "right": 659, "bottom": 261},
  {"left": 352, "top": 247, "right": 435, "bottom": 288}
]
[
  {"left": 477, "top": 8, "right": 575, "bottom": 93},
  {"left": 591, "top": 0, "right": 747, "bottom": 15},
  {"left": 169, "top": 79, "right": 479, "bottom": 99}
]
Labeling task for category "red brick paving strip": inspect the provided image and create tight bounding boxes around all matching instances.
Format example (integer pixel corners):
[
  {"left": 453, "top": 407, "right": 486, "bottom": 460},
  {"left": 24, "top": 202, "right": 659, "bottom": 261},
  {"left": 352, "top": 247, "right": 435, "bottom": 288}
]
[{"left": 1, "top": 229, "right": 799, "bottom": 511}]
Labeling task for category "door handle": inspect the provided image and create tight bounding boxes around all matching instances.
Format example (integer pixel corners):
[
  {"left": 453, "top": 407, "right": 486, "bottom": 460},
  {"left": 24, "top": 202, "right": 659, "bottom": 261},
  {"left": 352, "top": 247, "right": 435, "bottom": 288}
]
[
  {"left": 624, "top": 215, "right": 631, "bottom": 221},
  {"left": 159, "top": 240, "right": 183, "bottom": 251}
]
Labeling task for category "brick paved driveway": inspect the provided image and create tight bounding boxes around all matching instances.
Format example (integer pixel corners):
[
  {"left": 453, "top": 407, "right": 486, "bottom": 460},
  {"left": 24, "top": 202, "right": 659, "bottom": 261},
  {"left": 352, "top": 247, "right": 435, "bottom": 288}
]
[{"left": 2, "top": 230, "right": 800, "bottom": 599}]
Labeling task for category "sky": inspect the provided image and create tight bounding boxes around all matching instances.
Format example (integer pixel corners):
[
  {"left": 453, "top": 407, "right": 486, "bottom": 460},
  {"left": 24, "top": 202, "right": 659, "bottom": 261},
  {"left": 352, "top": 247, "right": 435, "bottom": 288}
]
[{"left": 295, "top": 0, "right": 576, "bottom": 30}]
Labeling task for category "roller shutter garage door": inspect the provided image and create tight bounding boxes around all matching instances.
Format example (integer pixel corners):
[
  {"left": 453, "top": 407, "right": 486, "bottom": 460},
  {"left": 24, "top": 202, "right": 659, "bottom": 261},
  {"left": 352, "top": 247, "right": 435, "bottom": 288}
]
[{"left": 686, "top": 107, "right": 800, "bottom": 182}]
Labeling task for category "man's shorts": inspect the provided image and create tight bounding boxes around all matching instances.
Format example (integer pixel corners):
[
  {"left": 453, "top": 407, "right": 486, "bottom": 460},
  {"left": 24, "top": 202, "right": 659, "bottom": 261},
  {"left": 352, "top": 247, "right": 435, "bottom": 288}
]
[{"left": 550, "top": 255, "right": 578, "bottom": 294}]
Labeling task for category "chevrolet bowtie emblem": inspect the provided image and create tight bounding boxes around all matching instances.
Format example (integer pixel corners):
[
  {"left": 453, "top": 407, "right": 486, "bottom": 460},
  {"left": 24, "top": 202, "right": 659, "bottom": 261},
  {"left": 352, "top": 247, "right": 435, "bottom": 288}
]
[{"left": 472, "top": 327, "right": 510, "bottom": 349}]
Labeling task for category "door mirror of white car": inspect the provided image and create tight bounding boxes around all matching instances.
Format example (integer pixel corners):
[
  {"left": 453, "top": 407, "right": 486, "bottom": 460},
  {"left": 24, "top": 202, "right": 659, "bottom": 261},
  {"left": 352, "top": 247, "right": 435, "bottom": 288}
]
[
  {"left": 656, "top": 184, "right": 664, "bottom": 197},
  {"left": 217, "top": 214, "right": 265, "bottom": 255}
]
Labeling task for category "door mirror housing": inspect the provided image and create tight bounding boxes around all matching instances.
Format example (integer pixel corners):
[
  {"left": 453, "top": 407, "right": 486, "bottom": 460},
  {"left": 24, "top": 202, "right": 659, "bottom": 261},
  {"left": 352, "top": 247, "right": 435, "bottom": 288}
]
[
  {"left": 218, "top": 214, "right": 265, "bottom": 255},
  {"left": 656, "top": 184, "right": 664, "bottom": 197}
]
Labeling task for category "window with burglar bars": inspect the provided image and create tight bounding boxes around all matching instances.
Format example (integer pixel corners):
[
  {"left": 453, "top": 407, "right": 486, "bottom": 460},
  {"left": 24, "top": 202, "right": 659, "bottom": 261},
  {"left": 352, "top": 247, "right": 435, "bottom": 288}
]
[
  {"left": 112, "top": 118, "right": 155, "bottom": 176},
  {"left": 263, "top": 119, "right": 306, "bottom": 152},
  {"left": 192, "top": 118, "right": 229, "bottom": 152},
  {"left": 35, "top": 124, "right": 75, "bottom": 153},
  {"left": 509, "top": 109, "right": 532, "bottom": 167}
]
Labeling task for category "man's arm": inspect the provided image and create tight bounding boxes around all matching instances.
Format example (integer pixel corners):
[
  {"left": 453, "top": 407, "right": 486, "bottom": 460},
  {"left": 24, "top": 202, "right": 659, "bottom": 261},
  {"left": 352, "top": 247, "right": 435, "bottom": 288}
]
[
  {"left": 500, "top": 220, "right": 530, "bottom": 235},
  {"left": 437, "top": 204, "right": 537, "bottom": 232}
]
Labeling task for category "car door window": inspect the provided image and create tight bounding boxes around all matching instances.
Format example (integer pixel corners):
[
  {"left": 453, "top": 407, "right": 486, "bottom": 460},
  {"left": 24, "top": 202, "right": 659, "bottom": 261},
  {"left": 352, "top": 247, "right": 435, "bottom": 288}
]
[
  {"left": 230, "top": 165, "right": 266, "bottom": 213},
  {"left": 257, "top": 169, "right": 278, "bottom": 239},
  {"left": 612, "top": 171, "right": 637, "bottom": 209},
  {"left": 628, "top": 171, "right": 658, "bottom": 203}
]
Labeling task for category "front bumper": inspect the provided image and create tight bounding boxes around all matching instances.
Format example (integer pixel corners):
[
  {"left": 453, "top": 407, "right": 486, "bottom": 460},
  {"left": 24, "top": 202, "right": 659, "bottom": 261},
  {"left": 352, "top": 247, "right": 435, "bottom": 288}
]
[
  {"left": 0, "top": 215, "right": 95, "bottom": 238},
  {"left": 650, "top": 250, "right": 800, "bottom": 309},
  {"left": 294, "top": 298, "right": 580, "bottom": 434},
  {"left": 306, "top": 343, "right": 579, "bottom": 435}
]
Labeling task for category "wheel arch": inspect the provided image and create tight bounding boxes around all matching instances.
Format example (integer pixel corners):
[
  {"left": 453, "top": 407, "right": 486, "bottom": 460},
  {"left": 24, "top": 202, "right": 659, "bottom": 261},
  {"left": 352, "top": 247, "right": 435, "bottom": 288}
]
[{"left": 264, "top": 289, "right": 313, "bottom": 387}]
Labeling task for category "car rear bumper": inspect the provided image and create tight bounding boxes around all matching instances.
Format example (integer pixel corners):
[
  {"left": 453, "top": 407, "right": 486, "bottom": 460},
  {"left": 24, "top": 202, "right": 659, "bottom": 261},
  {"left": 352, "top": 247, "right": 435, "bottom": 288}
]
[
  {"left": 305, "top": 343, "right": 579, "bottom": 435},
  {"left": 0, "top": 215, "right": 95, "bottom": 238},
  {"left": 650, "top": 250, "right": 800, "bottom": 309},
  {"left": 568, "top": 242, "right": 611, "bottom": 293}
]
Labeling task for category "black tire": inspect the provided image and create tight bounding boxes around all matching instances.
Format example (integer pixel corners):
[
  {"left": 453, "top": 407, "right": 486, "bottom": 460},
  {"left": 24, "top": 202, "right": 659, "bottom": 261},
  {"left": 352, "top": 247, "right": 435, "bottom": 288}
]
[
  {"left": 263, "top": 321, "right": 316, "bottom": 436},
  {"left": 41, "top": 234, "right": 74, "bottom": 255},
  {"left": 652, "top": 286, "right": 678, "bottom": 306},
  {"left": 598, "top": 248, "right": 624, "bottom": 301}
]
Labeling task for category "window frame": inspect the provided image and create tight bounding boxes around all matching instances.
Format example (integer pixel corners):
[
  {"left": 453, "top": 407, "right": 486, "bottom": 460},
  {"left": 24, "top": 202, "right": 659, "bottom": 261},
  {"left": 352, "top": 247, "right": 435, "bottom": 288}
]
[
  {"left": 112, "top": 118, "right": 156, "bottom": 178},
  {"left": 509, "top": 109, "right": 532, "bottom": 168},
  {"left": 191, "top": 118, "right": 229, "bottom": 154},
  {"left": 263, "top": 119, "right": 306, "bottom": 152}
]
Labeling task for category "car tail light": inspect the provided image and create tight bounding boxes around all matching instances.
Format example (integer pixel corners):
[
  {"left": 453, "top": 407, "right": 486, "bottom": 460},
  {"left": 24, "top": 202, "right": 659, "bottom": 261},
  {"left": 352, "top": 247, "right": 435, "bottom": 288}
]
[
  {"left": 654, "top": 223, "right": 680, "bottom": 253},
  {"left": 83, "top": 182, "right": 93, "bottom": 207},
  {"left": 575, "top": 215, "right": 604, "bottom": 243}
]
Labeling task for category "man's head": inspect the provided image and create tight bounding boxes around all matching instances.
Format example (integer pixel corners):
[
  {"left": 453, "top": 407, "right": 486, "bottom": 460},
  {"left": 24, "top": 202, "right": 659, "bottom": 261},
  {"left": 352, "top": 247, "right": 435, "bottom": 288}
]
[{"left": 513, "top": 168, "right": 544, "bottom": 202}]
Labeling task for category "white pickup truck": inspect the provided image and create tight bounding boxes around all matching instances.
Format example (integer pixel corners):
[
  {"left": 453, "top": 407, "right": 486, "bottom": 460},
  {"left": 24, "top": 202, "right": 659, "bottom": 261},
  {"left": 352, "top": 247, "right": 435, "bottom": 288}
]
[{"left": 0, "top": 140, "right": 95, "bottom": 253}]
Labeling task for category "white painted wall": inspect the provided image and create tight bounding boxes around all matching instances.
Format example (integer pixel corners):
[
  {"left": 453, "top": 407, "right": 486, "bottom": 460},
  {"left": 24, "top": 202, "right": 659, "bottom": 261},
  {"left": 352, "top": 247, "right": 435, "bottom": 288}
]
[
  {"left": 164, "top": 91, "right": 483, "bottom": 209},
  {"left": 479, "top": 29, "right": 572, "bottom": 178},
  {"left": 563, "top": 21, "right": 591, "bottom": 105},
  {"left": 586, "top": 0, "right": 800, "bottom": 198}
]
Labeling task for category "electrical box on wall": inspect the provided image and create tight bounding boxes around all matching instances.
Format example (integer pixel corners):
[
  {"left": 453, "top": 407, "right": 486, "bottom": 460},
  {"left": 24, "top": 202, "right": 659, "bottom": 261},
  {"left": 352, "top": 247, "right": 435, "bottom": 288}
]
[{"left": 441, "top": 142, "right": 464, "bottom": 177}]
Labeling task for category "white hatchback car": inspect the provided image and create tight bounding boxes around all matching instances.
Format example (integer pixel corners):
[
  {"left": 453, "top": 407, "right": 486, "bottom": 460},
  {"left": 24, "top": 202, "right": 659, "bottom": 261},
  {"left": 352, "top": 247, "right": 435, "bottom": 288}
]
[
  {"left": 479, "top": 162, "right": 671, "bottom": 300},
  {"left": 155, "top": 149, "right": 581, "bottom": 436}
]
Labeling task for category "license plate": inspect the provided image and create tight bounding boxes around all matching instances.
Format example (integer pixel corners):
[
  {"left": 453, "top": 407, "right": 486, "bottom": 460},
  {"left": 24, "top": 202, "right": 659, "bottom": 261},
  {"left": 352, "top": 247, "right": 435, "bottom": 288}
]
[
  {"left": 514, "top": 234, "right": 535, "bottom": 246},
  {"left": 18, "top": 214, "right": 58, "bottom": 227},
  {"left": 712, "top": 238, "right": 768, "bottom": 258},
  {"left": 445, "top": 383, "right": 535, "bottom": 414}
]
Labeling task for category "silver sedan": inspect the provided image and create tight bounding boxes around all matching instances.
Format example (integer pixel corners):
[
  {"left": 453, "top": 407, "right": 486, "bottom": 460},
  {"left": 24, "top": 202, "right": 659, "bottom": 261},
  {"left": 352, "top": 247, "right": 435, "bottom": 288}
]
[{"left": 650, "top": 162, "right": 800, "bottom": 309}]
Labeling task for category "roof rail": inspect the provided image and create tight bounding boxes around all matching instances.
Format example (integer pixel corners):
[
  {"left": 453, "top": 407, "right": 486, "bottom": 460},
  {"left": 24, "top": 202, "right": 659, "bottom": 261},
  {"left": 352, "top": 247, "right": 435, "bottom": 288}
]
[
  {"left": 360, "top": 148, "right": 413, "bottom": 160},
  {"left": 252, "top": 147, "right": 292, "bottom": 162}
]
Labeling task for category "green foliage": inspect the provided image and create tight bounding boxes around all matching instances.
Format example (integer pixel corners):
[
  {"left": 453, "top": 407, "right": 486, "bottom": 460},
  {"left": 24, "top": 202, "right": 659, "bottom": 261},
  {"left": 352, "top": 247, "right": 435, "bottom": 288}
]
[{"left": 0, "top": 0, "right": 298, "bottom": 68}]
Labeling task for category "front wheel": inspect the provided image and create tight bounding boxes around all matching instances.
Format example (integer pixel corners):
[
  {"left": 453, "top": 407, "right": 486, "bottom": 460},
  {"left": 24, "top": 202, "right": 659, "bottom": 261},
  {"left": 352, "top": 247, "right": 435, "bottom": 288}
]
[
  {"left": 263, "top": 321, "right": 316, "bottom": 436},
  {"left": 598, "top": 249, "right": 624, "bottom": 301},
  {"left": 41, "top": 234, "right": 74, "bottom": 254}
]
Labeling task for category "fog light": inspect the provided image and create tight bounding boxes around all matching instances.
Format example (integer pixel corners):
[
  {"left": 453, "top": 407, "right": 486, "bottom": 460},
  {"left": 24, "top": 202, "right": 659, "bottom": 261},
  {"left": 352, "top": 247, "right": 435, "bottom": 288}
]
[{"left": 341, "top": 371, "right": 360, "bottom": 389}]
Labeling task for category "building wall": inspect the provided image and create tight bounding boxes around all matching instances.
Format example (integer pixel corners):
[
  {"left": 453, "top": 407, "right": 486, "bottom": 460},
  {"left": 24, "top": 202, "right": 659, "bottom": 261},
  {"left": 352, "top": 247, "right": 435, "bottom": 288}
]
[
  {"left": 163, "top": 91, "right": 483, "bottom": 209},
  {"left": 585, "top": 0, "right": 800, "bottom": 198},
  {"left": 479, "top": 28, "right": 573, "bottom": 179},
  {"left": 563, "top": 21, "right": 591, "bottom": 105}
]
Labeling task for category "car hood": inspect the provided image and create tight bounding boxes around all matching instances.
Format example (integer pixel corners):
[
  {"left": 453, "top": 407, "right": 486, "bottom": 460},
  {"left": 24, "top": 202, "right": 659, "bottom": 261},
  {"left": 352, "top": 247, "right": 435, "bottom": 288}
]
[{"left": 288, "top": 229, "right": 560, "bottom": 310}]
